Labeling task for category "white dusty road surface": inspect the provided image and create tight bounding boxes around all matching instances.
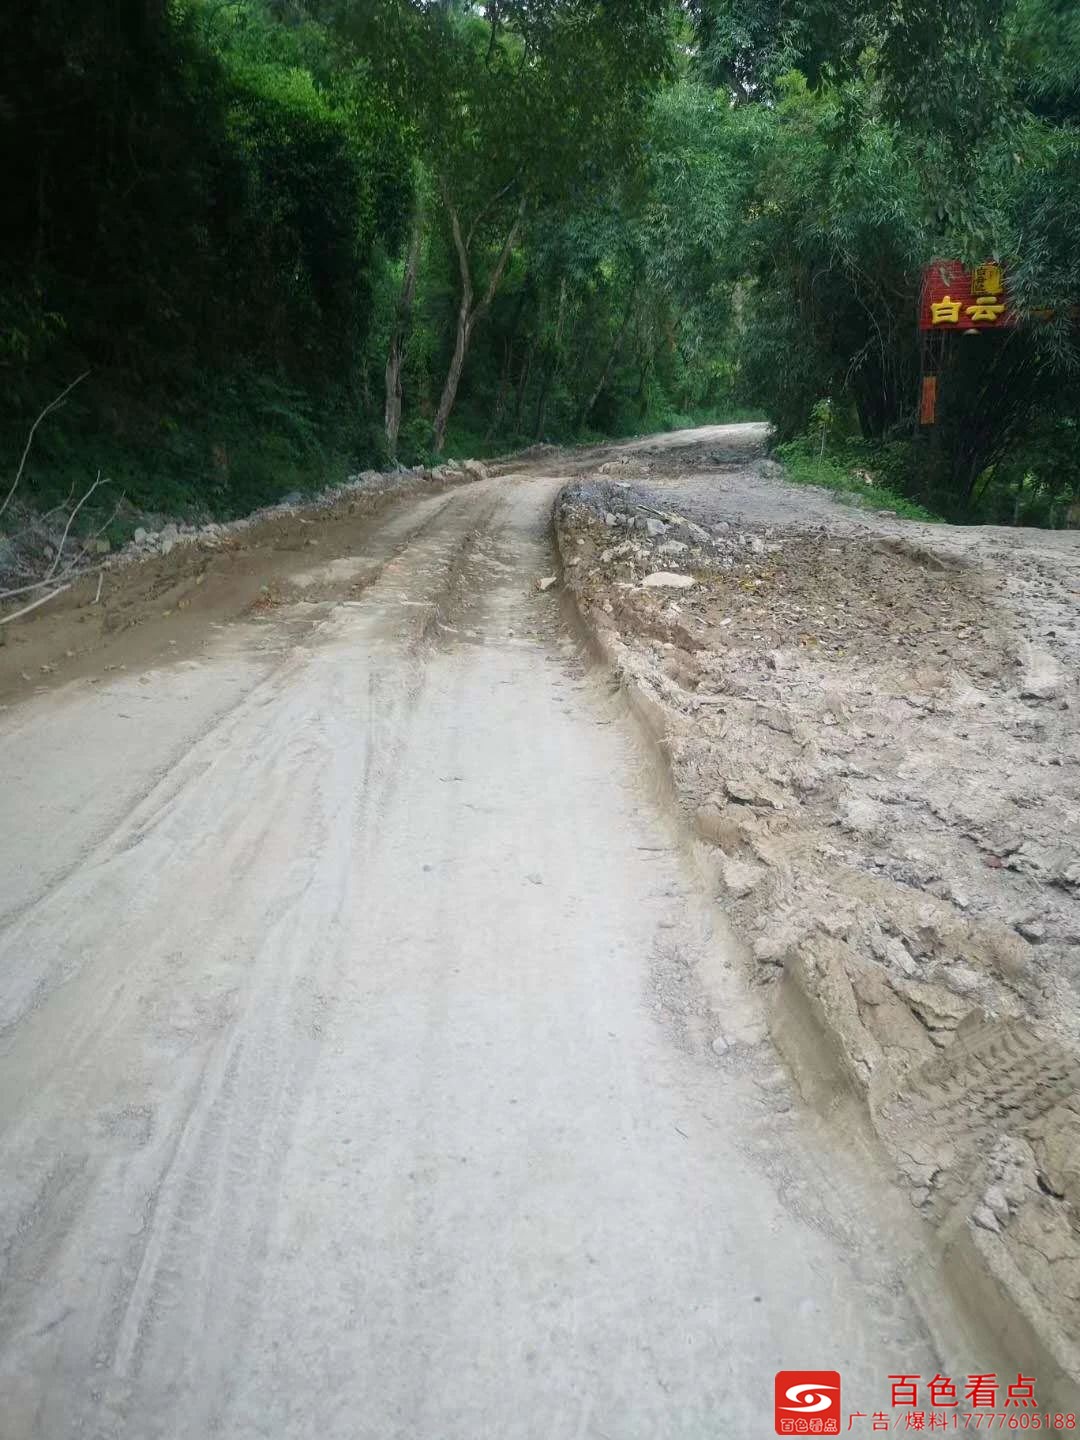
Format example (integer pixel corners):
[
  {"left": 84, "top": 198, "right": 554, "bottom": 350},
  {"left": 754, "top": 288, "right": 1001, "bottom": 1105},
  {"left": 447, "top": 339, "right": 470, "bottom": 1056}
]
[{"left": 1, "top": 455, "right": 949, "bottom": 1438}]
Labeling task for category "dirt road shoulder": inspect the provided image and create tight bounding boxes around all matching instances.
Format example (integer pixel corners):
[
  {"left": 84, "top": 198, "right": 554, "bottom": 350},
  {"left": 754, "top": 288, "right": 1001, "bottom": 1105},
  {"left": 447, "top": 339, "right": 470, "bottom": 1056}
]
[{"left": 0, "top": 460, "right": 494, "bottom": 708}]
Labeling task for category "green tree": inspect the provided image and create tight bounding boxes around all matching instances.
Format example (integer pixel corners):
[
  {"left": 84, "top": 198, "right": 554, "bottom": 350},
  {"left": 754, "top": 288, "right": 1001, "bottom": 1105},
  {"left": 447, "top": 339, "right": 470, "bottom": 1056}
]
[{"left": 346, "top": 0, "right": 674, "bottom": 452}]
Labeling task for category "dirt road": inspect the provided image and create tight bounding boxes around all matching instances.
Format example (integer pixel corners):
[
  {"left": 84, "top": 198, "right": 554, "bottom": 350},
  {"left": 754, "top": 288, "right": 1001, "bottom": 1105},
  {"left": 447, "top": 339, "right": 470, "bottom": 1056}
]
[{"left": 1, "top": 440, "right": 954, "bottom": 1438}]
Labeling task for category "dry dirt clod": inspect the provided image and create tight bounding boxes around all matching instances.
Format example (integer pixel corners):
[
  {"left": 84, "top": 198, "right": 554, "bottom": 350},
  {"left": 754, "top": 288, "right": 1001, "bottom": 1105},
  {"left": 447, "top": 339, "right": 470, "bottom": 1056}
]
[{"left": 642, "top": 572, "right": 694, "bottom": 590}]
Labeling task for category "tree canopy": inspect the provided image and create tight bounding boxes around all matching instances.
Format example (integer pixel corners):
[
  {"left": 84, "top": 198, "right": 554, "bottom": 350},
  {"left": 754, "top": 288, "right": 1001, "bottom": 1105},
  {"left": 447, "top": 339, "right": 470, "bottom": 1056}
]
[{"left": 2, "top": 0, "right": 1078, "bottom": 527}]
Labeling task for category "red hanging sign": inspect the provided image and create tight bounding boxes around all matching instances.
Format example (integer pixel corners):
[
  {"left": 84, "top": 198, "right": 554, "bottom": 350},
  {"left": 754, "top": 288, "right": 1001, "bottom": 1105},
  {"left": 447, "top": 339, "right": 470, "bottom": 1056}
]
[
  {"left": 919, "top": 260, "right": 1012, "bottom": 331},
  {"left": 919, "top": 374, "right": 938, "bottom": 425}
]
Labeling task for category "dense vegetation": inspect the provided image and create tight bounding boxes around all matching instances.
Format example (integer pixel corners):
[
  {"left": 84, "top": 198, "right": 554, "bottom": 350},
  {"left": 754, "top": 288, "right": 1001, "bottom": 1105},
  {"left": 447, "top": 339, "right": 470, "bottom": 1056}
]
[{"left": 2, "top": 0, "right": 1078, "bottom": 532}]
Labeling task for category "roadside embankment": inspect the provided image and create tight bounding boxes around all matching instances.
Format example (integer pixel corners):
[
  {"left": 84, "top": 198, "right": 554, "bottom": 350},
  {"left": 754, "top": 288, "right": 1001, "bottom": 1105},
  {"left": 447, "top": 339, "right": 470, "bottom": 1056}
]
[
  {"left": 0, "top": 457, "right": 492, "bottom": 702},
  {"left": 555, "top": 429, "right": 1080, "bottom": 1407}
]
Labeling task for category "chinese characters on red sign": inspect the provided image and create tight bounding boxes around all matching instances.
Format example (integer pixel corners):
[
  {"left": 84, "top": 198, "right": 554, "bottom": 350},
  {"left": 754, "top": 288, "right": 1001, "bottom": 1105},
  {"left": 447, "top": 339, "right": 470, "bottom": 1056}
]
[{"left": 919, "top": 260, "right": 1012, "bottom": 331}]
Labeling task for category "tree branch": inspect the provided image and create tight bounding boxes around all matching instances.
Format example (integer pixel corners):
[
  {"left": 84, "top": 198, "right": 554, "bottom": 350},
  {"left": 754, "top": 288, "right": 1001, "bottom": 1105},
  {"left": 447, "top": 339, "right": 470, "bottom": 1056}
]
[
  {"left": 46, "top": 472, "right": 110, "bottom": 580},
  {"left": 0, "top": 583, "right": 71, "bottom": 626},
  {"left": 1, "top": 371, "right": 90, "bottom": 521},
  {"left": 0, "top": 467, "right": 118, "bottom": 612},
  {"left": 439, "top": 175, "right": 472, "bottom": 301},
  {"left": 466, "top": 176, "right": 519, "bottom": 251},
  {"left": 0, "top": 573, "right": 71, "bottom": 601},
  {"left": 477, "top": 196, "right": 527, "bottom": 318},
  {"left": 484, "top": 2, "right": 501, "bottom": 67}
]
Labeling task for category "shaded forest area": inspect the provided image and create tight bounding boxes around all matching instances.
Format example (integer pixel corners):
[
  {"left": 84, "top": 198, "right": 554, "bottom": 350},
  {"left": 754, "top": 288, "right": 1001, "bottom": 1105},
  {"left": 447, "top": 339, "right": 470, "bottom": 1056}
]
[{"left": 2, "top": 0, "right": 1079, "bottom": 535}]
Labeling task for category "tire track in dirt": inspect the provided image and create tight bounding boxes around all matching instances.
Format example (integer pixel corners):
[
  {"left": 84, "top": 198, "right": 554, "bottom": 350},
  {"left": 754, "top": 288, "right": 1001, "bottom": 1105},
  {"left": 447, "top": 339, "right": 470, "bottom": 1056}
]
[{"left": 0, "top": 487, "right": 510, "bottom": 1435}]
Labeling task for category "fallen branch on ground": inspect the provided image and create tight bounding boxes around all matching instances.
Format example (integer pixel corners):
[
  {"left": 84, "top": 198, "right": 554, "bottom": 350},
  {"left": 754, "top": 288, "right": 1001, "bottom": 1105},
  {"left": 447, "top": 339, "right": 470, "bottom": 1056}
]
[
  {"left": 0, "top": 473, "right": 119, "bottom": 626},
  {"left": 0, "top": 574, "right": 70, "bottom": 601},
  {"left": 46, "top": 472, "right": 110, "bottom": 580},
  {"left": 0, "top": 583, "right": 72, "bottom": 626},
  {"left": 0, "top": 372, "right": 90, "bottom": 521}
]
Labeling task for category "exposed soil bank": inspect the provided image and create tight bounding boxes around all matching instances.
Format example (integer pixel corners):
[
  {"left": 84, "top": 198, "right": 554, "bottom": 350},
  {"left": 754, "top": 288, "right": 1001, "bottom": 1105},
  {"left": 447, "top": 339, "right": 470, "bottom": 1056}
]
[
  {"left": 0, "top": 458, "right": 491, "bottom": 705},
  {"left": 555, "top": 423, "right": 1080, "bottom": 1409}
]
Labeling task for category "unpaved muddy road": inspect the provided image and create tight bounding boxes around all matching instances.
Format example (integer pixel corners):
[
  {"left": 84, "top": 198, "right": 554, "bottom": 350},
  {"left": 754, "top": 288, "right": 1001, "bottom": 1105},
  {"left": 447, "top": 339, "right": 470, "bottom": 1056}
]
[{"left": 0, "top": 440, "right": 951, "bottom": 1438}]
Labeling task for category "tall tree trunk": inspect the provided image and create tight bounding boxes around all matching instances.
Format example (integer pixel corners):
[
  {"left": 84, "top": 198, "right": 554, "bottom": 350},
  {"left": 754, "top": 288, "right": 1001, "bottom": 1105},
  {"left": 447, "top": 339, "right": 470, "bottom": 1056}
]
[
  {"left": 384, "top": 196, "right": 423, "bottom": 459},
  {"left": 533, "top": 373, "right": 551, "bottom": 444},
  {"left": 514, "top": 340, "right": 535, "bottom": 433},
  {"left": 432, "top": 182, "right": 525, "bottom": 454},
  {"left": 533, "top": 276, "right": 567, "bottom": 442},
  {"left": 485, "top": 282, "right": 529, "bottom": 443},
  {"left": 433, "top": 299, "right": 473, "bottom": 454},
  {"left": 485, "top": 339, "right": 513, "bottom": 444},
  {"left": 576, "top": 306, "right": 630, "bottom": 430},
  {"left": 636, "top": 353, "right": 653, "bottom": 418}
]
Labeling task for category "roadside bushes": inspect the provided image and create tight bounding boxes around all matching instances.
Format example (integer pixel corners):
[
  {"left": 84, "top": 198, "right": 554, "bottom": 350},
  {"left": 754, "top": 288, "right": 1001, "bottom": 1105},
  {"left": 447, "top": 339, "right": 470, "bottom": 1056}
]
[{"left": 0, "top": 0, "right": 409, "bottom": 524}]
